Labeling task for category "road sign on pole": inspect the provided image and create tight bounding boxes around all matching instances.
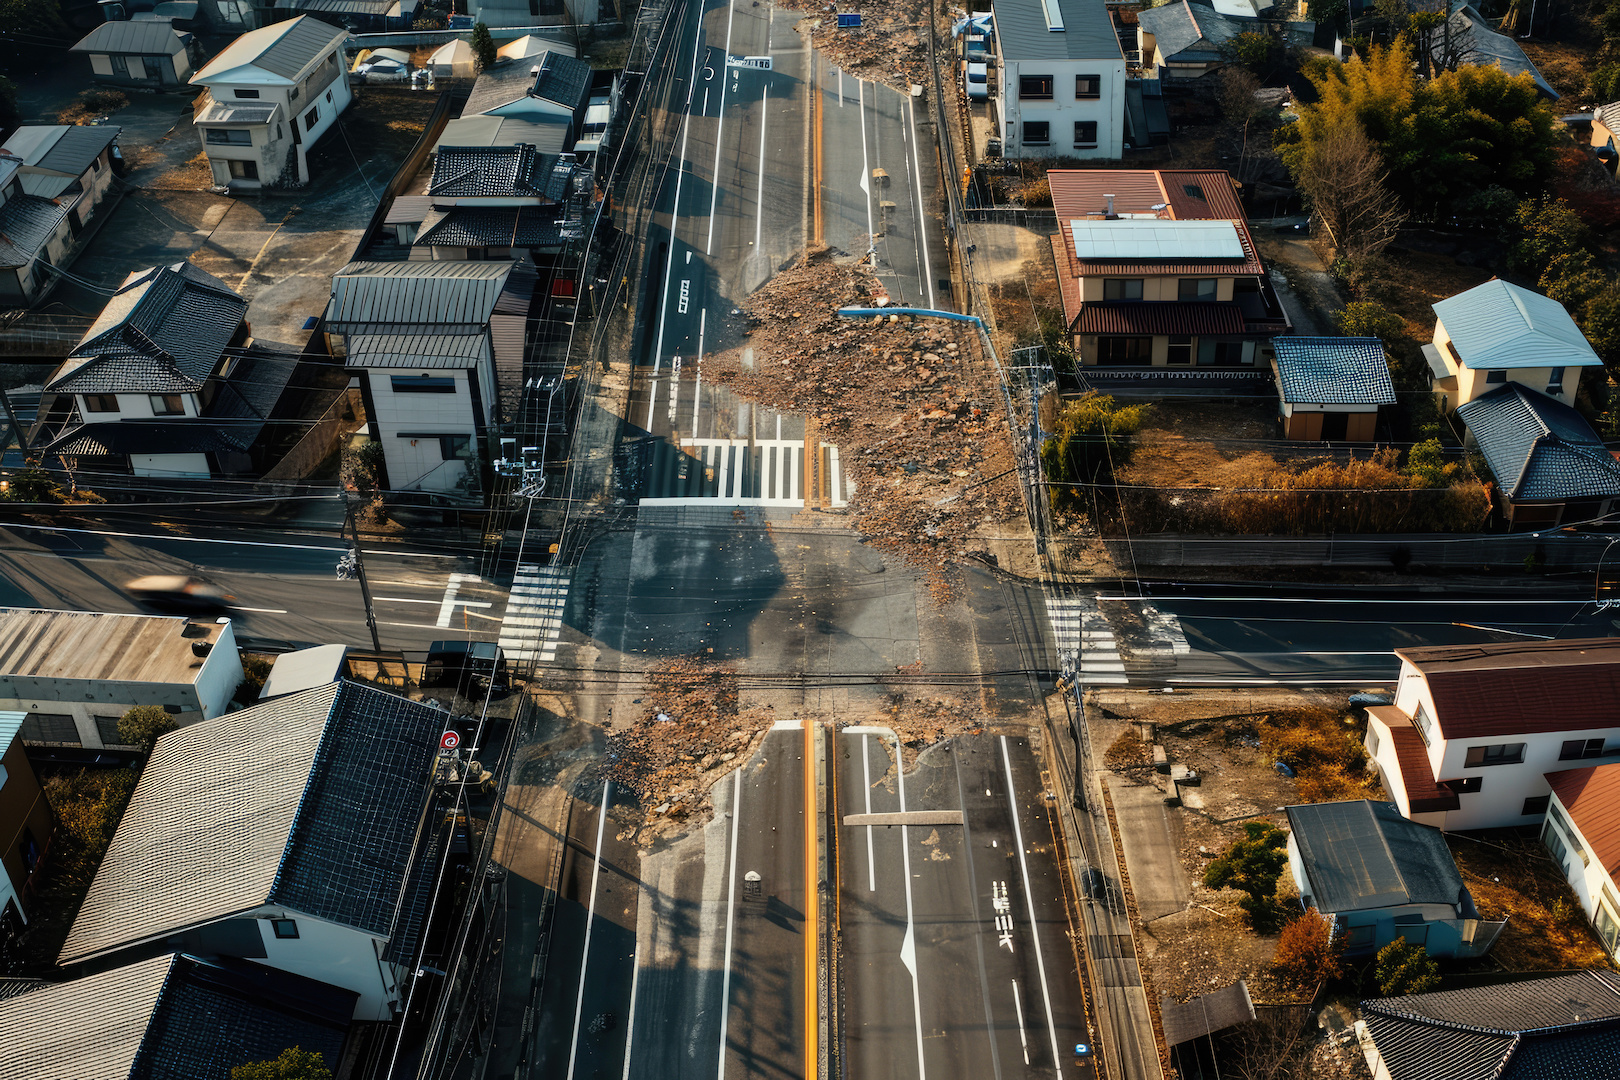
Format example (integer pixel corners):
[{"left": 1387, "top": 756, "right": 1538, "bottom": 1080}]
[{"left": 440, "top": 729, "right": 461, "bottom": 751}]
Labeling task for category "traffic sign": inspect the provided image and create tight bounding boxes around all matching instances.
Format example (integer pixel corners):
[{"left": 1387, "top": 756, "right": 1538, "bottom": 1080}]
[
  {"left": 440, "top": 729, "right": 461, "bottom": 751},
  {"left": 726, "top": 55, "right": 772, "bottom": 70}
]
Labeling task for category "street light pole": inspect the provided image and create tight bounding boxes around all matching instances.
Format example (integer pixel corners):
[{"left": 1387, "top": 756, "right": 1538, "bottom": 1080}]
[{"left": 342, "top": 500, "right": 382, "bottom": 652}]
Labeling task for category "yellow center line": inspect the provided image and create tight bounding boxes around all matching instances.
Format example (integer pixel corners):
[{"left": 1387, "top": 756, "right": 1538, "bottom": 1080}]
[{"left": 803, "top": 718, "right": 820, "bottom": 1080}]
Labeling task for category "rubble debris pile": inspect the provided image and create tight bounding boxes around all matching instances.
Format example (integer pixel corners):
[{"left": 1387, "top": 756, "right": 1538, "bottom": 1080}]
[
  {"left": 777, "top": 0, "right": 932, "bottom": 91},
  {"left": 708, "top": 250, "right": 1026, "bottom": 598}
]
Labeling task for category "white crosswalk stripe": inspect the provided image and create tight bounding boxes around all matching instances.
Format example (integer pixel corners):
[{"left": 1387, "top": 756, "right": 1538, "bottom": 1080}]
[
  {"left": 1141, "top": 603, "right": 1191, "bottom": 656},
  {"left": 1045, "top": 592, "right": 1129, "bottom": 685},
  {"left": 498, "top": 564, "right": 571, "bottom": 663}
]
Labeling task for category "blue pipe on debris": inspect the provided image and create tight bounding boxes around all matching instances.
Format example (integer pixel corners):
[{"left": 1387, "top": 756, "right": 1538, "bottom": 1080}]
[{"left": 836, "top": 307, "right": 986, "bottom": 329}]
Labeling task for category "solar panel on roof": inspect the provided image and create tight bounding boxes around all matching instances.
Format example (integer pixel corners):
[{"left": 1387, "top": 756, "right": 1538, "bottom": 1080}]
[{"left": 1069, "top": 218, "right": 1244, "bottom": 261}]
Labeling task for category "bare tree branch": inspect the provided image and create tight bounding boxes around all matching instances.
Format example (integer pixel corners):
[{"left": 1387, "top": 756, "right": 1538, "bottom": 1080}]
[{"left": 1299, "top": 121, "right": 1406, "bottom": 264}]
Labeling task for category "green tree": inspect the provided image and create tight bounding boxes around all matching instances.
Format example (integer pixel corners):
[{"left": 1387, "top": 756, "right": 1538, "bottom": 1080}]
[
  {"left": 1375, "top": 938, "right": 1440, "bottom": 996},
  {"left": 1040, "top": 393, "right": 1149, "bottom": 511},
  {"left": 1505, "top": 198, "right": 1589, "bottom": 283},
  {"left": 1583, "top": 287, "right": 1620, "bottom": 375},
  {"left": 469, "top": 22, "right": 497, "bottom": 71},
  {"left": 1404, "top": 438, "right": 1457, "bottom": 488},
  {"left": 1204, "top": 820, "right": 1291, "bottom": 932},
  {"left": 117, "top": 705, "right": 178, "bottom": 754},
  {"left": 1334, "top": 301, "right": 1405, "bottom": 346},
  {"left": 1219, "top": 32, "right": 1273, "bottom": 72},
  {"left": 231, "top": 1048, "right": 333, "bottom": 1080},
  {"left": 1592, "top": 63, "right": 1620, "bottom": 104}
]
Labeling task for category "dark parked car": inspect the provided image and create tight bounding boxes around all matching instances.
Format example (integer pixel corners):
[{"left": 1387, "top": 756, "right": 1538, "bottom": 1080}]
[
  {"left": 1081, "top": 866, "right": 1107, "bottom": 901},
  {"left": 422, "top": 640, "right": 509, "bottom": 694}
]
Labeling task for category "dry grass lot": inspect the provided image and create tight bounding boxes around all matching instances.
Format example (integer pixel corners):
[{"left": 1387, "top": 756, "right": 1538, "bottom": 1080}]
[
  {"left": 1114, "top": 401, "right": 1279, "bottom": 491},
  {"left": 1371, "top": 246, "right": 1494, "bottom": 343}
]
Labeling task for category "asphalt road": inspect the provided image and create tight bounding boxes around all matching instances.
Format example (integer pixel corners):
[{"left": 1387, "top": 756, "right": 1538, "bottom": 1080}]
[{"left": 837, "top": 730, "right": 1095, "bottom": 1080}]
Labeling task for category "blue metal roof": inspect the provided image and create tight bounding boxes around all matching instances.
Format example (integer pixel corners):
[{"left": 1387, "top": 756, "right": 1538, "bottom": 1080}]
[
  {"left": 1432, "top": 279, "right": 1602, "bottom": 371},
  {"left": 1272, "top": 336, "right": 1396, "bottom": 405},
  {"left": 1456, "top": 383, "right": 1620, "bottom": 501}
]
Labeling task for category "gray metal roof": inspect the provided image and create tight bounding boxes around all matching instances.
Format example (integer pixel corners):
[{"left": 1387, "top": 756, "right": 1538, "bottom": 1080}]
[
  {"left": 1362, "top": 970, "right": 1620, "bottom": 1080},
  {"left": 46, "top": 262, "right": 246, "bottom": 395},
  {"left": 344, "top": 329, "right": 487, "bottom": 368},
  {"left": 0, "top": 954, "right": 169, "bottom": 1080},
  {"left": 435, "top": 114, "right": 570, "bottom": 154},
  {"left": 464, "top": 62, "right": 541, "bottom": 116},
  {"left": 192, "top": 15, "right": 346, "bottom": 83},
  {"left": 260, "top": 644, "right": 348, "bottom": 699},
  {"left": 0, "top": 608, "right": 228, "bottom": 688},
  {"left": 328, "top": 259, "right": 514, "bottom": 329},
  {"left": 71, "top": 18, "right": 188, "bottom": 55},
  {"left": 60, "top": 681, "right": 447, "bottom": 964},
  {"left": 1455, "top": 383, "right": 1620, "bottom": 502},
  {"left": 1273, "top": 336, "right": 1397, "bottom": 405},
  {"left": 278, "top": 0, "right": 403, "bottom": 14},
  {"left": 993, "top": 0, "right": 1121, "bottom": 60},
  {"left": 1285, "top": 800, "right": 1463, "bottom": 914},
  {"left": 0, "top": 195, "right": 68, "bottom": 269},
  {"left": 1444, "top": 4, "right": 1557, "bottom": 99},
  {"left": 1432, "top": 278, "right": 1602, "bottom": 370},
  {"left": 34, "top": 125, "right": 121, "bottom": 177}
]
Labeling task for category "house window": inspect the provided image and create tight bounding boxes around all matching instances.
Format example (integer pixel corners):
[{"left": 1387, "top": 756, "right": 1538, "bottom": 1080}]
[
  {"left": 3, "top": 177, "right": 19, "bottom": 201},
  {"left": 1019, "top": 75, "right": 1054, "bottom": 99},
  {"left": 325, "top": 89, "right": 333, "bottom": 104},
  {"left": 205, "top": 128, "right": 252, "bottom": 146},
  {"left": 93, "top": 715, "right": 123, "bottom": 746},
  {"left": 1073, "top": 121, "right": 1098, "bottom": 148},
  {"left": 20, "top": 712, "right": 78, "bottom": 744},
  {"left": 149, "top": 394, "right": 185, "bottom": 416},
  {"left": 1486, "top": 369, "right": 1508, "bottom": 384},
  {"left": 1197, "top": 340, "right": 1246, "bottom": 366},
  {"left": 1023, "top": 121, "right": 1050, "bottom": 146},
  {"left": 275, "top": 124, "right": 283, "bottom": 140},
  {"left": 1075, "top": 74, "right": 1101, "bottom": 99},
  {"left": 1597, "top": 905, "right": 1620, "bottom": 953},
  {"left": 399, "top": 433, "right": 474, "bottom": 461},
  {"left": 1547, "top": 367, "right": 1565, "bottom": 393},
  {"left": 1103, "top": 278, "right": 1144, "bottom": 301},
  {"left": 1464, "top": 743, "right": 1525, "bottom": 767},
  {"left": 228, "top": 159, "right": 258, "bottom": 180},
  {"left": 290, "top": 85, "right": 300, "bottom": 103},
  {"left": 84, "top": 394, "right": 119, "bottom": 413},
  {"left": 1442, "top": 776, "right": 1483, "bottom": 794},
  {"left": 1345, "top": 924, "right": 1375, "bottom": 948},
  {"left": 391, "top": 375, "right": 457, "bottom": 393},
  {"left": 272, "top": 918, "right": 299, "bottom": 939},
  {"left": 1096, "top": 336, "right": 1153, "bottom": 365},
  {"left": 1522, "top": 795, "right": 1550, "bottom": 816},
  {"left": 1548, "top": 806, "right": 1590, "bottom": 865},
  {"left": 1166, "top": 335, "right": 1192, "bottom": 365},
  {"left": 1560, "top": 738, "right": 1610, "bottom": 760},
  {"left": 305, "top": 106, "right": 320, "bottom": 132},
  {"left": 1179, "top": 278, "right": 1218, "bottom": 301},
  {"left": 233, "top": 88, "right": 260, "bottom": 99},
  {"left": 1543, "top": 815, "right": 1570, "bottom": 866},
  {"left": 1182, "top": 183, "right": 1205, "bottom": 201},
  {"left": 1413, "top": 702, "right": 1435, "bottom": 747}
]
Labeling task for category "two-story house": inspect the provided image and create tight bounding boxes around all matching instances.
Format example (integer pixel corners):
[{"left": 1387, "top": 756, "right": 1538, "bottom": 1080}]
[
  {"left": 30, "top": 262, "right": 297, "bottom": 478},
  {"left": 990, "top": 0, "right": 1125, "bottom": 159},
  {"left": 463, "top": 48, "right": 594, "bottom": 146},
  {"left": 0, "top": 125, "right": 122, "bottom": 306},
  {"left": 325, "top": 260, "right": 522, "bottom": 495},
  {"left": 1544, "top": 764, "right": 1620, "bottom": 964},
  {"left": 189, "top": 16, "right": 351, "bottom": 189},
  {"left": 58, "top": 680, "right": 452, "bottom": 1022},
  {"left": 1049, "top": 168, "right": 1289, "bottom": 382},
  {"left": 1364, "top": 638, "right": 1620, "bottom": 832}
]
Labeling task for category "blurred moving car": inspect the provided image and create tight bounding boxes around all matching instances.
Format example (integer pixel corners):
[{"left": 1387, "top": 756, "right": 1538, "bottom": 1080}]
[{"left": 125, "top": 575, "right": 233, "bottom": 615}]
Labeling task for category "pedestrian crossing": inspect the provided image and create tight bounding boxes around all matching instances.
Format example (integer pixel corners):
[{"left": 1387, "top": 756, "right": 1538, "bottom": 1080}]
[
  {"left": 1142, "top": 604, "right": 1191, "bottom": 656},
  {"left": 1045, "top": 593, "right": 1129, "bottom": 685},
  {"left": 497, "top": 564, "right": 571, "bottom": 664}
]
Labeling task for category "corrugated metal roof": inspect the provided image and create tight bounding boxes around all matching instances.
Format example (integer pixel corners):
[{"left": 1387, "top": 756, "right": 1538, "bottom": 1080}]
[
  {"left": 0, "top": 608, "right": 225, "bottom": 688},
  {"left": 279, "top": 0, "right": 402, "bottom": 14},
  {"left": 1273, "top": 336, "right": 1397, "bottom": 404},
  {"left": 328, "top": 259, "right": 514, "bottom": 327},
  {"left": 70, "top": 18, "right": 188, "bottom": 54},
  {"left": 1160, "top": 982, "right": 1255, "bottom": 1046},
  {"left": 1547, "top": 764, "right": 1620, "bottom": 879},
  {"left": 992, "top": 0, "right": 1121, "bottom": 61},
  {"left": 1432, "top": 279, "right": 1602, "bottom": 370},
  {"left": 1397, "top": 638, "right": 1620, "bottom": 741},
  {"left": 192, "top": 15, "right": 347, "bottom": 84},
  {"left": 1456, "top": 382, "right": 1620, "bottom": 501},
  {"left": 0, "top": 195, "right": 68, "bottom": 268},
  {"left": 435, "top": 114, "right": 570, "bottom": 154},
  {"left": 1366, "top": 705, "right": 1460, "bottom": 814},
  {"left": 36, "top": 125, "right": 120, "bottom": 177},
  {"left": 1070, "top": 219, "right": 1243, "bottom": 260},
  {"left": 1284, "top": 799, "right": 1463, "bottom": 914},
  {"left": 384, "top": 195, "right": 435, "bottom": 224},
  {"left": 1074, "top": 300, "right": 1245, "bottom": 336},
  {"left": 0, "top": 954, "right": 170, "bottom": 1080},
  {"left": 345, "top": 330, "right": 486, "bottom": 368},
  {"left": 0, "top": 710, "right": 21, "bottom": 753}
]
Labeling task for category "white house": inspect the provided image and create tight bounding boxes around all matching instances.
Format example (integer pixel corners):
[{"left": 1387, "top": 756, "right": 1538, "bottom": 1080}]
[
  {"left": 58, "top": 681, "right": 451, "bottom": 1022},
  {"left": 1364, "top": 637, "right": 1620, "bottom": 832},
  {"left": 0, "top": 126, "right": 122, "bottom": 305},
  {"left": 69, "top": 17, "right": 198, "bottom": 89},
  {"left": 325, "top": 260, "right": 522, "bottom": 494},
  {"left": 0, "top": 609, "right": 244, "bottom": 750},
  {"left": 1544, "top": 764, "right": 1620, "bottom": 963},
  {"left": 189, "top": 16, "right": 352, "bottom": 189},
  {"left": 990, "top": 0, "right": 1125, "bottom": 160}
]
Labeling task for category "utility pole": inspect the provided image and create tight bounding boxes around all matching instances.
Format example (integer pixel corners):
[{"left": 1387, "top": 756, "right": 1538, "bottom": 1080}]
[{"left": 339, "top": 500, "right": 382, "bottom": 651}]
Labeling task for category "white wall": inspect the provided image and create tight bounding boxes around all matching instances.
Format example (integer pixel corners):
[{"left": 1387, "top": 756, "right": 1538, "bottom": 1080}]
[
  {"left": 198, "top": 44, "right": 350, "bottom": 187},
  {"left": 77, "top": 391, "right": 200, "bottom": 422},
  {"left": 364, "top": 366, "right": 484, "bottom": 492},
  {"left": 131, "top": 452, "right": 212, "bottom": 478},
  {"left": 0, "top": 685, "right": 204, "bottom": 748},
  {"left": 248, "top": 908, "right": 399, "bottom": 1021},
  {"left": 996, "top": 59, "right": 1126, "bottom": 160},
  {"left": 1544, "top": 795, "right": 1620, "bottom": 963},
  {"left": 195, "top": 619, "right": 245, "bottom": 718}
]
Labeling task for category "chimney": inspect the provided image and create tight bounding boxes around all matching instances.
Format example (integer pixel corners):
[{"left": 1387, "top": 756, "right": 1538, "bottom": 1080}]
[{"left": 1103, "top": 193, "right": 1116, "bottom": 218}]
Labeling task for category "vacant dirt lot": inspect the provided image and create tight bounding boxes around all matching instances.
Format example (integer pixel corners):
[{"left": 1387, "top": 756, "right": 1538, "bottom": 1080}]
[{"left": 1115, "top": 401, "right": 1279, "bottom": 491}]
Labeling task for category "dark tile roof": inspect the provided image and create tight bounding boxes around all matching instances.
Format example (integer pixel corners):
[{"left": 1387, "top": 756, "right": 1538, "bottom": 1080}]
[
  {"left": 44, "top": 419, "right": 262, "bottom": 456},
  {"left": 1456, "top": 383, "right": 1620, "bottom": 502},
  {"left": 993, "top": 0, "right": 1121, "bottom": 61},
  {"left": 429, "top": 144, "right": 553, "bottom": 199},
  {"left": 1367, "top": 706, "right": 1460, "bottom": 814},
  {"left": 417, "top": 205, "right": 565, "bottom": 248},
  {"left": 1273, "top": 336, "right": 1397, "bottom": 405},
  {"left": 46, "top": 263, "right": 246, "bottom": 395},
  {"left": 1284, "top": 800, "right": 1463, "bottom": 914},
  {"left": 530, "top": 51, "right": 591, "bottom": 111},
  {"left": 1075, "top": 300, "right": 1245, "bottom": 336},
  {"left": 1547, "top": 765, "right": 1620, "bottom": 879},
  {"left": 0, "top": 194, "right": 68, "bottom": 268},
  {"left": 1362, "top": 970, "right": 1620, "bottom": 1080},
  {"left": 1161, "top": 982, "right": 1255, "bottom": 1046}
]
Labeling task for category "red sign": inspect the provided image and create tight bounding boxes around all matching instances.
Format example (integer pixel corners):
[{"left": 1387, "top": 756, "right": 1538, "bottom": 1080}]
[{"left": 440, "top": 730, "right": 461, "bottom": 751}]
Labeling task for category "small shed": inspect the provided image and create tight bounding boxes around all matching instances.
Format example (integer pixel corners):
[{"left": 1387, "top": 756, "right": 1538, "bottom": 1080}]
[
  {"left": 429, "top": 38, "right": 477, "bottom": 79},
  {"left": 260, "top": 644, "right": 350, "bottom": 700},
  {"left": 69, "top": 18, "right": 196, "bottom": 88},
  {"left": 1271, "top": 336, "right": 1395, "bottom": 441}
]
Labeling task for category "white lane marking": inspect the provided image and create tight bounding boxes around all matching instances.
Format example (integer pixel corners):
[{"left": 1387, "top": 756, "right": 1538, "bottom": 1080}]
[
  {"left": 621, "top": 948, "right": 642, "bottom": 1080},
  {"left": 703, "top": 86, "right": 710, "bottom": 113},
  {"left": 857, "top": 79, "right": 875, "bottom": 252},
  {"left": 906, "top": 94, "right": 935, "bottom": 309},
  {"left": 693, "top": 307, "right": 706, "bottom": 439},
  {"left": 862, "top": 733, "right": 875, "bottom": 891},
  {"left": 1011, "top": 981, "right": 1030, "bottom": 1065},
  {"left": 894, "top": 732, "right": 928, "bottom": 1080},
  {"left": 716, "top": 767, "right": 743, "bottom": 1080},
  {"left": 1094, "top": 594, "right": 1591, "bottom": 605},
  {"left": 754, "top": 83, "right": 769, "bottom": 249},
  {"left": 1000, "top": 736, "right": 1063, "bottom": 1080},
  {"left": 435, "top": 572, "right": 479, "bottom": 628},
  {"left": 225, "top": 605, "right": 288, "bottom": 614},
  {"left": 376, "top": 596, "right": 493, "bottom": 609},
  {"left": 705, "top": 0, "right": 740, "bottom": 254},
  {"left": 646, "top": 376, "right": 660, "bottom": 431},
  {"left": 837, "top": 66, "right": 843, "bottom": 107},
  {"left": 565, "top": 781, "right": 612, "bottom": 1080},
  {"left": 651, "top": 4, "right": 709, "bottom": 372}
]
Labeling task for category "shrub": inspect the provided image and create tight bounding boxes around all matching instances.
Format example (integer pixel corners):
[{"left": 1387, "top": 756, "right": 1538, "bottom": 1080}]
[
  {"left": 1375, "top": 938, "right": 1440, "bottom": 996},
  {"left": 40, "top": 768, "right": 139, "bottom": 891},
  {"left": 235, "top": 654, "right": 273, "bottom": 706},
  {"left": 1040, "top": 393, "right": 1149, "bottom": 512},
  {"left": 117, "top": 705, "right": 177, "bottom": 754},
  {"left": 231, "top": 1048, "right": 333, "bottom": 1080},
  {"left": 469, "top": 22, "right": 497, "bottom": 71},
  {"left": 1205, "top": 820, "right": 1291, "bottom": 932},
  {"left": 1334, "top": 301, "right": 1405, "bottom": 346},
  {"left": 1020, "top": 176, "right": 1052, "bottom": 208},
  {"left": 1272, "top": 908, "right": 1344, "bottom": 994}
]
